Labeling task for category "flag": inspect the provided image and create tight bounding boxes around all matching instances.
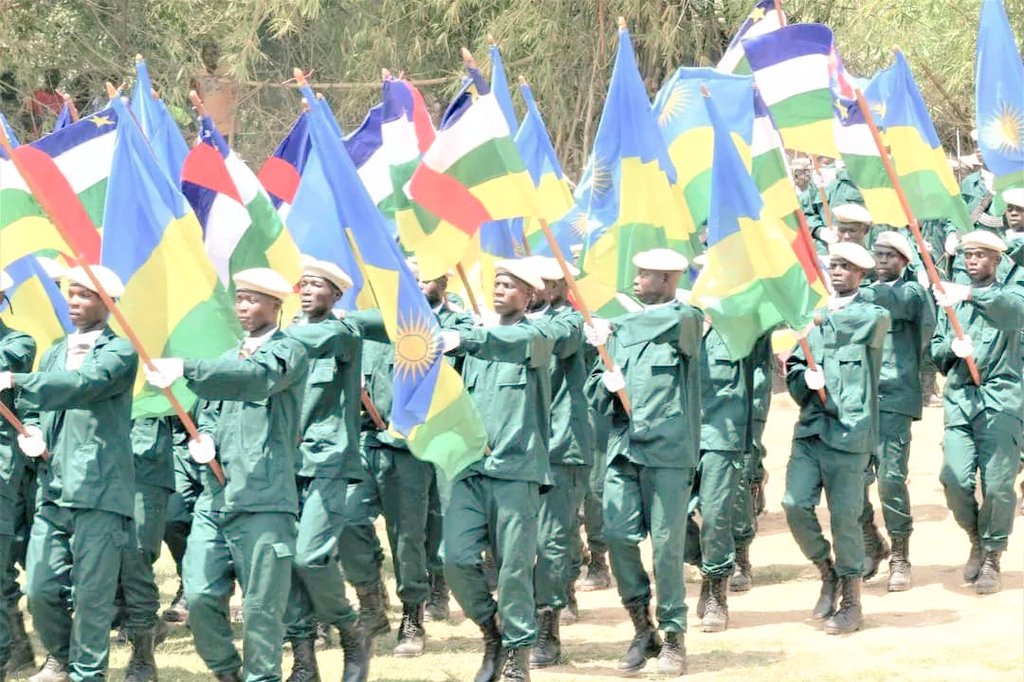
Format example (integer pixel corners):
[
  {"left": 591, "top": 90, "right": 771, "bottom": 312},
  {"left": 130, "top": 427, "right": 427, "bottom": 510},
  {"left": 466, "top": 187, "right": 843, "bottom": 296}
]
[
  {"left": 53, "top": 101, "right": 74, "bottom": 132},
  {"left": 299, "top": 80, "right": 487, "bottom": 478},
  {"left": 976, "top": 0, "right": 1024, "bottom": 190},
  {"left": 692, "top": 91, "right": 820, "bottom": 358},
  {"left": 130, "top": 57, "right": 190, "bottom": 183},
  {"left": 572, "top": 25, "right": 692, "bottom": 316},
  {"left": 490, "top": 42, "right": 519, "bottom": 135},
  {"left": 0, "top": 112, "right": 112, "bottom": 268},
  {"left": 258, "top": 112, "right": 310, "bottom": 217},
  {"left": 654, "top": 68, "right": 754, "bottom": 234},
  {"left": 743, "top": 23, "right": 839, "bottom": 158},
  {"left": 516, "top": 81, "right": 575, "bottom": 256},
  {"left": 1, "top": 254, "right": 73, "bottom": 366},
  {"left": 181, "top": 114, "right": 302, "bottom": 303},
  {"left": 0, "top": 113, "right": 19, "bottom": 150},
  {"left": 869, "top": 51, "right": 972, "bottom": 233},
  {"left": 407, "top": 65, "right": 541, "bottom": 272},
  {"left": 100, "top": 96, "right": 240, "bottom": 418},
  {"left": 718, "top": 0, "right": 787, "bottom": 74}
]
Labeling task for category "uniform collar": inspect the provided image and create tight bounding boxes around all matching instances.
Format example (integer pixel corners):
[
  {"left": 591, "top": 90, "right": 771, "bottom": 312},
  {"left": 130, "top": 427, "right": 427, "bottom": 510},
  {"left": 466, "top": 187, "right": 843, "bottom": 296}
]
[{"left": 241, "top": 326, "right": 278, "bottom": 355}]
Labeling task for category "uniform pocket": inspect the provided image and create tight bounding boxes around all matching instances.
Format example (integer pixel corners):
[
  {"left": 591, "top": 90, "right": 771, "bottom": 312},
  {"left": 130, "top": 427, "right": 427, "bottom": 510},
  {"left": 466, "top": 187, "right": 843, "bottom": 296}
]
[{"left": 271, "top": 541, "right": 294, "bottom": 559}]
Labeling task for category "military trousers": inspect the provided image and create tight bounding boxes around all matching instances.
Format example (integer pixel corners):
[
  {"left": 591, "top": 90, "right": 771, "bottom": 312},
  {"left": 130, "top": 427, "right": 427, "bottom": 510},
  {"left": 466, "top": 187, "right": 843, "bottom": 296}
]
[
  {"left": 183, "top": 509, "right": 295, "bottom": 681},
  {"left": 686, "top": 450, "right": 743, "bottom": 578},
  {"left": 534, "top": 464, "right": 588, "bottom": 608},
  {"left": 425, "top": 471, "right": 445, "bottom": 578},
  {"left": 603, "top": 457, "right": 694, "bottom": 633},
  {"left": 164, "top": 445, "right": 202, "bottom": 577},
  {"left": 940, "top": 410, "right": 1021, "bottom": 552},
  {"left": 0, "top": 496, "right": 13, "bottom": 668},
  {"left": 26, "top": 503, "right": 129, "bottom": 681},
  {"left": 338, "top": 444, "right": 433, "bottom": 604},
  {"left": 860, "top": 411, "right": 914, "bottom": 538},
  {"left": 3, "top": 460, "right": 36, "bottom": 609},
  {"left": 120, "top": 483, "right": 170, "bottom": 634},
  {"left": 782, "top": 437, "right": 870, "bottom": 577},
  {"left": 582, "top": 453, "right": 607, "bottom": 557},
  {"left": 444, "top": 473, "right": 540, "bottom": 648},
  {"left": 284, "top": 475, "right": 357, "bottom": 640}
]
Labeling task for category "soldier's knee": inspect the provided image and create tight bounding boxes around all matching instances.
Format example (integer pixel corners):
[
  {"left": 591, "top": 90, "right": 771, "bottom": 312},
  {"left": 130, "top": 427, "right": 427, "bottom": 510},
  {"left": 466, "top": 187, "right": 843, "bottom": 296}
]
[
  {"left": 26, "top": 573, "right": 61, "bottom": 608},
  {"left": 939, "top": 465, "right": 973, "bottom": 494}
]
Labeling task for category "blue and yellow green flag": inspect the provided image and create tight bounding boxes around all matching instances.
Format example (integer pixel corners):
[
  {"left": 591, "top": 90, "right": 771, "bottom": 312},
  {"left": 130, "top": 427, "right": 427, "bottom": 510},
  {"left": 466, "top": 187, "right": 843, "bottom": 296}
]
[
  {"left": 131, "top": 57, "right": 189, "bottom": 183},
  {"left": 299, "top": 81, "right": 487, "bottom": 478},
  {"left": 976, "top": 0, "right": 1024, "bottom": 191},
  {"left": 1, "top": 254, "right": 72, "bottom": 367},
  {"left": 100, "top": 96, "right": 240, "bottom": 418}
]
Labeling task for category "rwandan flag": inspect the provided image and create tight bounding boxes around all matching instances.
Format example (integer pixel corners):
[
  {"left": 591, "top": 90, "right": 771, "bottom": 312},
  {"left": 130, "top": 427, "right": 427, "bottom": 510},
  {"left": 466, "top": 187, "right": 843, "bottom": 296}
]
[
  {"left": 692, "top": 91, "right": 819, "bottom": 359},
  {"left": 976, "top": 0, "right": 1024, "bottom": 191},
  {"left": 181, "top": 114, "right": 302, "bottom": 303},
  {"left": 717, "top": 0, "right": 787, "bottom": 74},
  {"left": 258, "top": 112, "right": 310, "bottom": 218},
  {"left": 1, "top": 254, "right": 73, "bottom": 367},
  {"left": 869, "top": 51, "right": 972, "bottom": 233},
  {"left": 654, "top": 68, "right": 754, "bottom": 235},
  {"left": 100, "top": 95, "right": 239, "bottom": 418},
  {"left": 572, "top": 24, "right": 692, "bottom": 316},
  {"left": 0, "top": 112, "right": 111, "bottom": 268},
  {"left": 490, "top": 42, "right": 519, "bottom": 135},
  {"left": 299, "top": 80, "right": 487, "bottom": 478},
  {"left": 131, "top": 57, "right": 189, "bottom": 183}
]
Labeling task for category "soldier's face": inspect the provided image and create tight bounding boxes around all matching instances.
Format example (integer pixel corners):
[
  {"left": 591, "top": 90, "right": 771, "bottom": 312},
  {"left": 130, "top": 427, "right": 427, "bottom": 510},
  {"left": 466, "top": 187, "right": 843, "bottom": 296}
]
[
  {"left": 66, "top": 284, "right": 108, "bottom": 332},
  {"left": 1005, "top": 204, "right": 1024, "bottom": 230},
  {"left": 299, "top": 276, "right": 340, "bottom": 316},
  {"left": 235, "top": 290, "right": 280, "bottom": 333},
  {"left": 829, "top": 258, "right": 865, "bottom": 295},
  {"left": 418, "top": 277, "right": 446, "bottom": 307},
  {"left": 794, "top": 169, "right": 811, "bottom": 189},
  {"left": 632, "top": 268, "right": 677, "bottom": 305},
  {"left": 964, "top": 248, "right": 1000, "bottom": 282},
  {"left": 872, "top": 246, "right": 907, "bottom": 283},
  {"left": 544, "top": 278, "right": 567, "bottom": 307},
  {"left": 837, "top": 222, "right": 869, "bottom": 244},
  {"left": 492, "top": 273, "right": 532, "bottom": 317}
]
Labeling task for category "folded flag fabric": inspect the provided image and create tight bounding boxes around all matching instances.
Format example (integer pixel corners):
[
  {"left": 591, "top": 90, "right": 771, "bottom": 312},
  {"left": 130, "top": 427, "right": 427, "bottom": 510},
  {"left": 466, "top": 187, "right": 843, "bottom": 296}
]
[
  {"left": 131, "top": 58, "right": 189, "bottom": 183},
  {"left": 0, "top": 254, "right": 73, "bottom": 366},
  {"left": 257, "top": 112, "right": 310, "bottom": 218},
  {"left": 976, "top": 0, "right": 1024, "bottom": 191},
  {"left": 718, "top": 0, "right": 787, "bottom": 74}
]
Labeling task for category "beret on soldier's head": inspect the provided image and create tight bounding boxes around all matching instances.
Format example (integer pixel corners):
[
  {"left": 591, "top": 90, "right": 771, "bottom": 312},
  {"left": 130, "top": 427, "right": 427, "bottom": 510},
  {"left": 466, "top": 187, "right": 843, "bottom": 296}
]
[
  {"left": 961, "top": 229, "right": 1007, "bottom": 253},
  {"left": 829, "top": 242, "right": 875, "bottom": 270},
  {"left": 873, "top": 231, "right": 914, "bottom": 262},
  {"left": 495, "top": 258, "right": 545, "bottom": 291},
  {"left": 233, "top": 267, "right": 294, "bottom": 301},
  {"left": 65, "top": 265, "right": 125, "bottom": 298},
  {"left": 532, "top": 256, "right": 579, "bottom": 281},
  {"left": 1002, "top": 187, "right": 1024, "bottom": 209},
  {"left": 632, "top": 248, "right": 688, "bottom": 272},
  {"left": 832, "top": 203, "right": 873, "bottom": 226},
  {"left": 301, "top": 255, "right": 353, "bottom": 292}
]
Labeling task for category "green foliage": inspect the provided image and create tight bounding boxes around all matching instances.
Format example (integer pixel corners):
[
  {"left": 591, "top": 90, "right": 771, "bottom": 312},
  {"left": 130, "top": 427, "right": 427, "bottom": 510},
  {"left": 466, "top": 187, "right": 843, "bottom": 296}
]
[{"left": 0, "top": 0, "right": 1019, "bottom": 173}]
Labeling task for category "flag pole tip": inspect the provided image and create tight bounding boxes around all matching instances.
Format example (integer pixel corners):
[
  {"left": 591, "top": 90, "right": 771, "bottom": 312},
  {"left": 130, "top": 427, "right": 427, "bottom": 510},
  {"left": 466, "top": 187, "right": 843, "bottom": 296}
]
[
  {"left": 105, "top": 82, "right": 118, "bottom": 98},
  {"left": 460, "top": 47, "right": 476, "bottom": 67},
  {"left": 293, "top": 68, "right": 308, "bottom": 86},
  {"left": 134, "top": 53, "right": 144, "bottom": 62},
  {"left": 617, "top": 16, "right": 627, "bottom": 29},
  {"left": 381, "top": 67, "right": 391, "bottom": 80},
  {"left": 487, "top": 33, "right": 496, "bottom": 46},
  {"left": 517, "top": 75, "right": 527, "bottom": 85},
  {"left": 315, "top": 92, "right": 325, "bottom": 101},
  {"left": 701, "top": 84, "right": 711, "bottom": 97}
]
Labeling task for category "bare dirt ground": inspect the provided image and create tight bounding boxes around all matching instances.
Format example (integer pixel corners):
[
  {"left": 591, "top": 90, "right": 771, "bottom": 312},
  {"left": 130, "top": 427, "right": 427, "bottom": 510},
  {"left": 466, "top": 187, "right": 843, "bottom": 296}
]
[{"left": 16, "top": 397, "right": 1024, "bottom": 681}]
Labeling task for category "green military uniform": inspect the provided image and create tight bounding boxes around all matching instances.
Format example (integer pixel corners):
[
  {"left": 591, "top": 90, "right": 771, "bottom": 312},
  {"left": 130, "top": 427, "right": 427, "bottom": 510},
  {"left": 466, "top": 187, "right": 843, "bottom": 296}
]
[
  {"left": 733, "top": 334, "right": 773, "bottom": 545},
  {"left": 162, "top": 416, "right": 203, "bottom": 609},
  {"left": 858, "top": 277, "right": 935, "bottom": 541},
  {"left": 18, "top": 329, "right": 137, "bottom": 679},
  {"left": 580, "top": 341, "right": 610, "bottom": 583},
  {"left": 281, "top": 316, "right": 363, "bottom": 642},
  {"left": 800, "top": 184, "right": 830, "bottom": 255},
  {"left": 784, "top": 298, "right": 889, "bottom": 577},
  {"left": 119, "top": 417, "right": 173, "bottom": 636},
  {"left": 0, "top": 324, "right": 35, "bottom": 674},
  {"left": 961, "top": 170, "right": 1005, "bottom": 231},
  {"left": 444, "top": 321, "right": 553, "bottom": 650},
  {"left": 686, "top": 327, "right": 754, "bottom": 580},
  {"left": 179, "top": 330, "right": 307, "bottom": 680},
  {"left": 587, "top": 302, "right": 703, "bottom": 634},
  {"left": 931, "top": 284, "right": 1024, "bottom": 554},
  {"left": 826, "top": 169, "right": 865, "bottom": 211}
]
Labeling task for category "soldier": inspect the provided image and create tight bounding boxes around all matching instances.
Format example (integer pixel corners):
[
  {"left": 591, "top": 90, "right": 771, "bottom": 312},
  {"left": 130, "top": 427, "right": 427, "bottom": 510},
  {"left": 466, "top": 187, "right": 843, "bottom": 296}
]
[
  {"left": 526, "top": 258, "right": 593, "bottom": 668},
  {"left": 160, "top": 415, "right": 202, "bottom": 623},
  {"left": 4, "top": 265, "right": 137, "bottom": 682},
  {"left": 584, "top": 249, "right": 702, "bottom": 676},
  {"left": 784, "top": 243, "right": 890, "bottom": 635},
  {"left": 960, "top": 130, "right": 1004, "bottom": 232},
  {"left": 441, "top": 259, "right": 554, "bottom": 682},
  {"left": 831, "top": 204, "right": 874, "bottom": 247},
  {"left": 143, "top": 267, "right": 308, "bottom": 681},
  {"left": 281, "top": 258, "right": 369, "bottom": 681},
  {"left": 858, "top": 232, "right": 936, "bottom": 591},
  {"left": 0, "top": 271, "right": 36, "bottom": 682},
  {"left": 930, "top": 231, "right": 1024, "bottom": 594}
]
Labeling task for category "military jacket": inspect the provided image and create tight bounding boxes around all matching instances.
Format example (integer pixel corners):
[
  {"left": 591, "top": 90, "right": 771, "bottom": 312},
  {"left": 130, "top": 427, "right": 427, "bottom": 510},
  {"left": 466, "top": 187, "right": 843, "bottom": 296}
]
[
  {"left": 700, "top": 327, "right": 753, "bottom": 453},
  {"left": 0, "top": 324, "right": 35, "bottom": 502},
  {"left": 539, "top": 305, "right": 593, "bottom": 467},
  {"left": 131, "top": 417, "right": 174, "bottom": 491}
]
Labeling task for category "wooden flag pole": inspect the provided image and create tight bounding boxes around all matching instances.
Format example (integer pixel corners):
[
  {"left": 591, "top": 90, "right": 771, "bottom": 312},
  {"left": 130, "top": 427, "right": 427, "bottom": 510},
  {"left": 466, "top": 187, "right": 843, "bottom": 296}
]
[
  {"left": 60, "top": 93, "right": 80, "bottom": 123},
  {"left": 0, "top": 401, "right": 49, "bottom": 462},
  {"left": 0, "top": 104, "right": 226, "bottom": 484},
  {"left": 455, "top": 263, "right": 482, "bottom": 316},
  {"left": 853, "top": 87, "right": 981, "bottom": 385}
]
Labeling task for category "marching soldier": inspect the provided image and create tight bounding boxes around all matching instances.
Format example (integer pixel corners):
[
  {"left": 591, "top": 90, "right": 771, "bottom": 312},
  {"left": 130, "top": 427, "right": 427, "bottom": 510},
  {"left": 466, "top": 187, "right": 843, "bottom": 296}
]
[
  {"left": 585, "top": 249, "right": 702, "bottom": 675},
  {"left": 930, "top": 231, "right": 1024, "bottom": 594},
  {"left": 784, "top": 243, "right": 890, "bottom": 635}
]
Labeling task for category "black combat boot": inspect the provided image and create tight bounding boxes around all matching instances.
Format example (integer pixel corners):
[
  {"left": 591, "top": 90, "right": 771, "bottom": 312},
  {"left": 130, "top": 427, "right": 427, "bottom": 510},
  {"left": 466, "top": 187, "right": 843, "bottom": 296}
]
[
  {"left": 124, "top": 629, "right": 158, "bottom": 682},
  {"left": 861, "top": 517, "right": 890, "bottom": 580},
  {"left": 812, "top": 558, "right": 839, "bottom": 620},
  {"left": 500, "top": 647, "right": 531, "bottom": 681},
  {"left": 975, "top": 551, "right": 1002, "bottom": 594},
  {"left": 701, "top": 577, "right": 729, "bottom": 633},
  {"left": 393, "top": 602, "right": 426, "bottom": 657},
  {"left": 424, "top": 572, "right": 450, "bottom": 622},
  {"left": 474, "top": 616, "right": 503, "bottom": 682},
  {"left": 213, "top": 672, "right": 242, "bottom": 682},
  {"left": 887, "top": 535, "right": 912, "bottom": 592},
  {"left": 963, "top": 531, "right": 984, "bottom": 582},
  {"left": 285, "top": 637, "right": 320, "bottom": 682},
  {"left": 731, "top": 543, "right": 752, "bottom": 592},
  {"left": 618, "top": 603, "right": 661, "bottom": 674},
  {"left": 696, "top": 577, "right": 710, "bottom": 618},
  {"left": 656, "top": 632, "right": 686, "bottom": 676},
  {"left": 577, "top": 552, "right": 611, "bottom": 591},
  {"left": 529, "top": 607, "right": 560, "bottom": 668},
  {"left": 6, "top": 608, "right": 35, "bottom": 674},
  {"left": 355, "top": 582, "right": 390, "bottom": 637},
  {"left": 161, "top": 581, "right": 188, "bottom": 623},
  {"left": 337, "top": 622, "right": 371, "bottom": 682},
  {"left": 824, "top": 576, "right": 863, "bottom": 634}
]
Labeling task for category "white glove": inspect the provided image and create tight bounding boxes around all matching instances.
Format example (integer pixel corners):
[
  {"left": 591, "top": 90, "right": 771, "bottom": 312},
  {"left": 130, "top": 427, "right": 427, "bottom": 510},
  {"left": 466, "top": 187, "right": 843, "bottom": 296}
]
[
  {"left": 820, "top": 227, "right": 838, "bottom": 245},
  {"left": 803, "top": 367, "right": 826, "bottom": 391},
  {"left": 951, "top": 334, "right": 975, "bottom": 359},
  {"left": 944, "top": 233, "right": 960, "bottom": 256},
  {"left": 473, "top": 310, "right": 500, "bottom": 327},
  {"left": 601, "top": 366, "right": 626, "bottom": 393},
  {"left": 583, "top": 319, "right": 612, "bottom": 347},
  {"left": 0, "top": 372, "right": 12, "bottom": 391},
  {"left": 916, "top": 268, "right": 930, "bottom": 289},
  {"left": 440, "top": 330, "right": 461, "bottom": 353},
  {"left": 17, "top": 425, "right": 46, "bottom": 459},
  {"left": 143, "top": 358, "right": 184, "bottom": 389},
  {"left": 187, "top": 433, "right": 217, "bottom": 464},
  {"left": 933, "top": 282, "right": 971, "bottom": 308}
]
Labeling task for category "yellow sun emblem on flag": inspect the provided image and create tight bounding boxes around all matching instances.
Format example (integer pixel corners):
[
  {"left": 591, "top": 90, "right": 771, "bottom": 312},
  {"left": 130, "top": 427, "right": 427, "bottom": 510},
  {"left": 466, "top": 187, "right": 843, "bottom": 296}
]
[
  {"left": 983, "top": 102, "right": 1024, "bottom": 153},
  {"left": 394, "top": 313, "right": 439, "bottom": 381},
  {"left": 569, "top": 209, "right": 590, "bottom": 238},
  {"left": 657, "top": 82, "right": 693, "bottom": 128},
  {"left": 591, "top": 158, "right": 613, "bottom": 198}
]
